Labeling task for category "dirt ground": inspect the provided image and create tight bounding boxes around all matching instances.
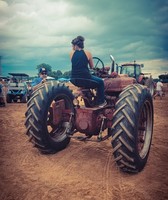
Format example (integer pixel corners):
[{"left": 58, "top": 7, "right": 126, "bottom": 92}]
[{"left": 0, "top": 84, "right": 168, "bottom": 200}]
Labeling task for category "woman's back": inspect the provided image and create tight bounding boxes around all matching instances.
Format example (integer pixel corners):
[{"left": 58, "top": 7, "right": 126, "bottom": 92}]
[{"left": 71, "top": 50, "right": 91, "bottom": 79}]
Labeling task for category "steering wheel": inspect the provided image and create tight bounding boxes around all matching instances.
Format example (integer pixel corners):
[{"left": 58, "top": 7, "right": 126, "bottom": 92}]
[{"left": 92, "top": 57, "right": 105, "bottom": 71}]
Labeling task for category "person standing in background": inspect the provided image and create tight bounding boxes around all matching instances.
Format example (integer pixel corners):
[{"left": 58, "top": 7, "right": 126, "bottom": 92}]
[
  {"left": 31, "top": 67, "right": 48, "bottom": 91},
  {"left": 153, "top": 80, "right": 164, "bottom": 100},
  {"left": 0, "top": 78, "right": 6, "bottom": 107}
]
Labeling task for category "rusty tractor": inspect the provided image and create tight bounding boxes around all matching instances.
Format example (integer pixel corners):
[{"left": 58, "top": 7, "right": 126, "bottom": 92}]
[{"left": 25, "top": 55, "right": 154, "bottom": 173}]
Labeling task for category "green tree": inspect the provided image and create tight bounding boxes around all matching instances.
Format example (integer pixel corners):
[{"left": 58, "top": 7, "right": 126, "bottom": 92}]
[
  {"left": 50, "top": 70, "right": 63, "bottom": 79},
  {"left": 62, "top": 71, "right": 71, "bottom": 78},
  {"left": 56, "top": 70, "right": 62, "bottom": 78}
]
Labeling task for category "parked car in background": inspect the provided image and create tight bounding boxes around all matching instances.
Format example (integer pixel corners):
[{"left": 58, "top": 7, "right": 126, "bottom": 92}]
[{"left": 6, "top": 73, "right": 29, "bottom": 103}]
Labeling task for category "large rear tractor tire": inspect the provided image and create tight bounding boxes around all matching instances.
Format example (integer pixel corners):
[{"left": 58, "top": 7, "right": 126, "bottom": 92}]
[
  {"left": 110, "top": 84, "right": 153, "bottom": 173},
  {"left": 25, "top": 81, "right": 75, "bottom": 154}
]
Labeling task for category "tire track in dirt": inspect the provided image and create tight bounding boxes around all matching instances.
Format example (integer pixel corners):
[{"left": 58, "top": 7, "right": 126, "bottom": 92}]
[
  {"left": 100, "top": 139, "right": 135, "bottom": 200},
  {"left": 38, "top": 138, "right": 116, "bottom": 199},
  {"left": 52, "top": 139, "right": 94, "bottom": 178},
  {"left": 34, "top": 140, "right": 104, "bottom": 199},
  {"left": 102, "top": 151, "right": 113, "bottom": 199},
  {"left": 20, "top": 139, "right": 87, "bottom": 173},
  {"left": 101, "top": 146, "right": 124, "bottom": 200}
]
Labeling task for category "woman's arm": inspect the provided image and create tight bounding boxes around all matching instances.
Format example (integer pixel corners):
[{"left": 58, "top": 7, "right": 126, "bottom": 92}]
[
  {"left": 85, "top": 51, "right": 94, "bottom": 69},
  {"left": 70, "top": 50, "right": 75, "bottom": 60}
]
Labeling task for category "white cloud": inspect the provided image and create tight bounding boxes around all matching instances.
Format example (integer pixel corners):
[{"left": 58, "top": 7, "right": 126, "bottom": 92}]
[
  {"left": 0, "top": 0, "right": 8, "bottom": 9},
  {"left": 141, "top": 59, "right": 168, "bottom": 78}
]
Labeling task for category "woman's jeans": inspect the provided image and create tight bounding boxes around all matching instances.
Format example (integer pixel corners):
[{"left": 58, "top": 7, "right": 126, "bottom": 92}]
[
  {"left": 71, "top": 75, "right": 105, "bottom": 105},
  {"left": 90, "top": 75, "right": 105, "bottom": 104}
]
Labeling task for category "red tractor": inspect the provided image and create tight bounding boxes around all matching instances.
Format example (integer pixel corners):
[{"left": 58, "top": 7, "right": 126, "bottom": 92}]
[
  {"left": 117, "top": 61, "right": 155, "bottom": 96},
  {"left": 25, "top": 55, "right": 154, "bottom": 173}
]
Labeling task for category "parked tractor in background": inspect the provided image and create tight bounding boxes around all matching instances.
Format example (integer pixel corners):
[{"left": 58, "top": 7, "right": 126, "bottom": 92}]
[
  {"left": 25, "top": 55, "right": 154, "bottom": 173},
  {"left": 117, "top": 61, "right": 155, "bottom": 96},
  {"left": 6, "top": 73, "right": 29, "bottom": 103}
]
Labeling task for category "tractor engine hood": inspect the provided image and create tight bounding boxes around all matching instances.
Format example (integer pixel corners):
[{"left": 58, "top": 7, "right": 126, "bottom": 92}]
[{"left": 104, "top": 76, "right": 136, "bottom": 92}]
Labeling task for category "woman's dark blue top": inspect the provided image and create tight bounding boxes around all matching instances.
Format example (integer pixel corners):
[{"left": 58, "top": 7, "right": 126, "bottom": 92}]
[{"left": 71, "top": 50, "right": 91, "bottom": 79}]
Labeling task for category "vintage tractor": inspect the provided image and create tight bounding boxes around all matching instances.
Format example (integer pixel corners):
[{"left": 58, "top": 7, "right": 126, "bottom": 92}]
[
  {"left": 117, "top": 61, "right": 155, "bottom": 96},
  {"left": 25, "top": 55, "right": 154, "bottom": 173}
]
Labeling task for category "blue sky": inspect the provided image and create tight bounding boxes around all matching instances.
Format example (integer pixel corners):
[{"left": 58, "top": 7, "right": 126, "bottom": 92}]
[{"left": 0, "top": 0, "right": 168, "bottom": 78}]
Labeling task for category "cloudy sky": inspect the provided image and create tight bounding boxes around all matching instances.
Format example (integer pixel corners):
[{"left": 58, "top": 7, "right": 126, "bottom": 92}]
[{"left": 0, "top": 0, "right": 168, "bottom": 78}]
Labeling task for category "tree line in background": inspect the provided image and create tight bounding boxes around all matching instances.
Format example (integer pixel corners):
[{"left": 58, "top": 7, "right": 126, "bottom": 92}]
[{"left": 30, "top": 63, "right": 71, "bottom": 79}]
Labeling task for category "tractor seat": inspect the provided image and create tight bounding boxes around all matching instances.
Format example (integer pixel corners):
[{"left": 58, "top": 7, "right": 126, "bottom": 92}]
[{"left": 70, "top": 78, "right": 99, "bottom": 89}]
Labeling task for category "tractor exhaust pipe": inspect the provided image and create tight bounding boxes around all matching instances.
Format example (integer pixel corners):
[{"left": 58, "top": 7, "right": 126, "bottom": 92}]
[{"left": 110, "top": 55, "right": 115, "bottom": 73}]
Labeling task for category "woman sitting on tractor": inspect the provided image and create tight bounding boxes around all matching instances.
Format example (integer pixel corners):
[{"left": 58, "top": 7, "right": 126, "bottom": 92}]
[{"left": 70, "top": 35, "right": 106, "bottom": 107}]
